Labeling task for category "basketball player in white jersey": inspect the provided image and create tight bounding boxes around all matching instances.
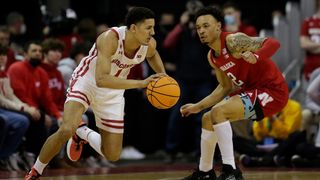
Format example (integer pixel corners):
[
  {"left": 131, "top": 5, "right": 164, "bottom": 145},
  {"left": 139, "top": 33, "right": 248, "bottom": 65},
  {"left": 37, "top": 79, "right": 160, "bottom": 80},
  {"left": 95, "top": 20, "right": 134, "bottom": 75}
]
[{"left": 25, "top": 7, "right": 166, "bottom": 179}]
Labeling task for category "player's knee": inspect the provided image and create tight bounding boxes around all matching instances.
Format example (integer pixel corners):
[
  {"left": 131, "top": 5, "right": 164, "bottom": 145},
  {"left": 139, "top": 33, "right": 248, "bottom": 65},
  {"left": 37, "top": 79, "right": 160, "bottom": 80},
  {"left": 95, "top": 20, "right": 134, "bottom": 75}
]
[
  {"left": 101, "top": 146, "right": 121, "bottom": 162},
  {"left": 210, "top": 106, "right": 226, "bottom": 124},
  {"left": 202, "top": 112, "right": 211, "bottom": 126},
  {"left": 202, "top": 112, "right": 215, "bottom": 130},
  {"left": 57, "top": 126, "right": 75, "bottom": 141}
]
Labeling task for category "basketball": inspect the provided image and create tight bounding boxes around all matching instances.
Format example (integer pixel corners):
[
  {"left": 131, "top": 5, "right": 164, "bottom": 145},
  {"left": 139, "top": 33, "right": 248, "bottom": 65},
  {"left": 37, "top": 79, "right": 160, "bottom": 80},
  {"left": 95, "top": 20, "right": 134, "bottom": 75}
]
[{"left": 146, "top": 76, "right": 180, "bottom": 109}]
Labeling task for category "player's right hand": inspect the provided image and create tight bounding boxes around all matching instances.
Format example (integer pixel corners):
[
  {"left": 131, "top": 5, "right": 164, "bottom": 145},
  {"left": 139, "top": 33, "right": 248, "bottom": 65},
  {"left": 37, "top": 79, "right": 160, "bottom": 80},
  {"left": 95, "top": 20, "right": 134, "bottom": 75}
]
[
  {"left": 141, "top": 73, "right": 166, "bottom": 88},
  {"left": 180, "top": 103, "right": 200, "bottom": 117}
]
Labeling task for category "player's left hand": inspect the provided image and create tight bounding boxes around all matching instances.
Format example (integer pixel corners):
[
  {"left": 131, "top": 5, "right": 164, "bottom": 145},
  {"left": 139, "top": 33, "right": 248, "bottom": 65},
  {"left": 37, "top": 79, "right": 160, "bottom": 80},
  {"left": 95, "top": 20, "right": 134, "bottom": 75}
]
[
  {"left": 241, "top": 51, "right": 257, "bottom": 64},
  {"left": 180, "top": 103, "right": 201, "bottom": 117}
]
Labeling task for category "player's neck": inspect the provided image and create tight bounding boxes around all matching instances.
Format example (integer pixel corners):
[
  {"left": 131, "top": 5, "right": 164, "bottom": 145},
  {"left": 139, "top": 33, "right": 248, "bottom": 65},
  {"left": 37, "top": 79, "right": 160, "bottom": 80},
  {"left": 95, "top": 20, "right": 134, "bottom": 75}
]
[
  {"left": 209, "top": 32, "right": 221, "bottom": 55},
  {"left": 124, "top": 30, "right": 141, "bottom": 53}
]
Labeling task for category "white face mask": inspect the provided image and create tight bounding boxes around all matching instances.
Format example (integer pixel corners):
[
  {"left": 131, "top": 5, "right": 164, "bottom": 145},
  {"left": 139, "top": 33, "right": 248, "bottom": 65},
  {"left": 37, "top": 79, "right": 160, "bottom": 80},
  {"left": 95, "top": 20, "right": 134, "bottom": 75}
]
[
  {"left": 20, "top": 24, "right": 27, "bottom": 34},
  {"left": 224, "top": 15, "right": 236, "bottom": 25}
]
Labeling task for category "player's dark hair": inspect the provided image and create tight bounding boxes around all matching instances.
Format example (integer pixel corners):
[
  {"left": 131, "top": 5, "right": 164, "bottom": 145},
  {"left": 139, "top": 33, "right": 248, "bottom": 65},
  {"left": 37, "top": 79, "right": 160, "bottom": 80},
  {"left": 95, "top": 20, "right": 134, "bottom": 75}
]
[
  {"left": 125, "top": 7, "right": 155, "bottom": 28},
  {"left": 222, "top": 1, "right": 240, "bottom": 11},
  {"left": 195, "top": 6, "right": 225, "bottom": 26}
]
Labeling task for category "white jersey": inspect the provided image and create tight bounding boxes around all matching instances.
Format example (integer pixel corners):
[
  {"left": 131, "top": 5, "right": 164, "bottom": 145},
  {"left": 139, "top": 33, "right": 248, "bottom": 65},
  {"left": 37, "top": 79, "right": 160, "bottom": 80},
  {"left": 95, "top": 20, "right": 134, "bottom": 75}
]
[
  {"left": 72, "top": 26, "right": 148, "bottom": 81},
  {"left": 66, "top": 26, "right": 149, "bottom": 133}
]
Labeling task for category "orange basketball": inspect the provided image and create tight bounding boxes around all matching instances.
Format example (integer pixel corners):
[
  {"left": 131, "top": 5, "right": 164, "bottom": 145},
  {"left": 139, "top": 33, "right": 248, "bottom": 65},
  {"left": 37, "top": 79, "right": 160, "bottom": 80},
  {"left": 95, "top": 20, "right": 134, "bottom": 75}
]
[{"left": 146, "top": 76, "right": 180, "bottom": 109}]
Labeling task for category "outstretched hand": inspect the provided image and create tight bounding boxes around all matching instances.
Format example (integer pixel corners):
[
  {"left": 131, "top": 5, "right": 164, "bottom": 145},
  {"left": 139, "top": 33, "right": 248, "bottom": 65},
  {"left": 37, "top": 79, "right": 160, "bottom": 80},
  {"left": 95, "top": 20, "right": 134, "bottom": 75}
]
[
  {"left": 241, "top": 51, "right": 257, "bottom": 64},
  {"left": 180, "top": 103, "right": 201, "bottom": 117}
]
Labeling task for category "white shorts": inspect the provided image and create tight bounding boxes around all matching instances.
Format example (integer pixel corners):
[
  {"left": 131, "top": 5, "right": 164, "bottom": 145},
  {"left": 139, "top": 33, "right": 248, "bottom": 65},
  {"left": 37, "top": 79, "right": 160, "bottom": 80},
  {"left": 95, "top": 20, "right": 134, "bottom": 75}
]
[{"left": 66, "top": 73, "right": 125, "bottom": 133}]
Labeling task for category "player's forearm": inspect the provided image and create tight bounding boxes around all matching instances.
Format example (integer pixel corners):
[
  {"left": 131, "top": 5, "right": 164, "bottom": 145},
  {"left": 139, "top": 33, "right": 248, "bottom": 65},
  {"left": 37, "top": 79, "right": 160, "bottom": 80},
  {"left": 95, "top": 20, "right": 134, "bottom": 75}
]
[
  {"left": 300, "top": 36, "right": 320, "bottom": 51},
  {"left": 147, "top": 54, "right": 166, "bottom": 74},
  {"left": 96, "top": 74, "right": 144, "bottom": 89},
  {"left": 308, "top": 46, "right": 320, "bottom": 54},
  {"left": 255, "top": 38, "right": 280, "bottom": 60},
  {"left": 196, "top": 85, "right": 230, "bottom": 111}
]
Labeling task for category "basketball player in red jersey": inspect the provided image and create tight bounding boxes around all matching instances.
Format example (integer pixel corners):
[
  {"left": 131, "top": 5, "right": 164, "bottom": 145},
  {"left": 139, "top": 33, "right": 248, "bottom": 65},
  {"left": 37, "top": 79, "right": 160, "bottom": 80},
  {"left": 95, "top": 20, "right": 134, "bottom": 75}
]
[
  {"left": 181, "top": 6, "right": 288, "bottom": 180},
  {"left": 25, "top": 7, "right": 166, "bottom": 179}
]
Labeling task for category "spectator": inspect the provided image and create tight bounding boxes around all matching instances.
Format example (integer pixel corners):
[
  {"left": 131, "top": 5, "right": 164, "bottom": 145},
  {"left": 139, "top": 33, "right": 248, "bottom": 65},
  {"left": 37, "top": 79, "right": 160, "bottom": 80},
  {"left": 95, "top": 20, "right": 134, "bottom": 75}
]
[
  {"left": 47, "top": 8, "right": 83, "bottom": 58},
  {"left": 300, "top": 0, "right": 320, "bottom": 81},
  {"left": 7, "top": 40, "right": 61, "bottom": 168},
  {"left": 238, "top": 99, "right": 303, "bottom": 167},
  {"left": 6, "top": 12, "right": 28, "bottom": 58},
  {"left": 222, "top": 1, "right": 257, "bottom": 36},
  {"left": 0, "top": 44, "right": 34, "bottom": 171},
  {"left": 301, "top": 67, "right": 320, "bottom": 146},
  {"left": 0, "top": 26, "right": 17, "bottom": 70},
  {"left": 58, "top": 41, "right": 92, "bottom": 91},
  {"left": 40, "top": 38, "right": 65, "bottom": 111},
  {"left": 253, "top": 99, "right": 302, "bottom": 142},
  {"left": 163, "top": 0, "right": 217, "bottom": 162}
]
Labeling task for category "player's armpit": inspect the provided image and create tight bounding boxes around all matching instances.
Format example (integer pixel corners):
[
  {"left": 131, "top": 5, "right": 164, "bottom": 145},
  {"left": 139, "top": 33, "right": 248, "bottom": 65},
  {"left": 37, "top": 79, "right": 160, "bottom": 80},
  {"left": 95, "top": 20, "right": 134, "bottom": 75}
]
[{"left": 226, "top": 33, "right": 266, "bottom": 55}]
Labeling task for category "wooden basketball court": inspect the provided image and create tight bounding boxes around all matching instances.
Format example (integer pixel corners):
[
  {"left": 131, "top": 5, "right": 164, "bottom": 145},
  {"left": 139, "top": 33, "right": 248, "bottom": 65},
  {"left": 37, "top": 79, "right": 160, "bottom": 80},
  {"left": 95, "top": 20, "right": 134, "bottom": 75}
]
[{"left": 1, "top": 164, "right": 320, "bottom": 180}]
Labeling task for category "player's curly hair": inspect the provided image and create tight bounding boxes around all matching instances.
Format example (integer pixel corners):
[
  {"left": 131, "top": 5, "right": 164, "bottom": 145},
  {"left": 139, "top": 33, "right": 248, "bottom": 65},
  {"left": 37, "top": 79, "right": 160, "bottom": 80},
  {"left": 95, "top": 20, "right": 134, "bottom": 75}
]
[
  {"left": 125, "top": 7, "right": 155, "bottom": 28},
  {"left": 195, "top": 6, "right": 225, "bottom": 27}
]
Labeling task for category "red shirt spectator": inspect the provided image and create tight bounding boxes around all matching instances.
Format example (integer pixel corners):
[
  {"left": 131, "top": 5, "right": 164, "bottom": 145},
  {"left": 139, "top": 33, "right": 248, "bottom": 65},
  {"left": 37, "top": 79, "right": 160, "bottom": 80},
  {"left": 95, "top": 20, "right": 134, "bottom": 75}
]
[
  {"left": 40, "top": 63, "right": 65, "bottom": 111},
  {"left": 7, "top": 42, "right": 61, "bottom": 119},
  {"left": 300, "top": 15, "right": 320, "bottom": 80},
  {"left": 222, "top": 1, "right": 257, "bottom": 36}
]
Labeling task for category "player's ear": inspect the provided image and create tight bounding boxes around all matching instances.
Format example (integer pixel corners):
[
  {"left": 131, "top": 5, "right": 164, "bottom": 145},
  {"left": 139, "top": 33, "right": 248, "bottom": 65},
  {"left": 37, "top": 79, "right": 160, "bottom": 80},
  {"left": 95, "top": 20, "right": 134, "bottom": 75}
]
[
  {"left": 129, "top": 24, "right": 137, "bottom": 32},
  {"left": 216, "top": 22, "right": 222, "bottom": 31}
]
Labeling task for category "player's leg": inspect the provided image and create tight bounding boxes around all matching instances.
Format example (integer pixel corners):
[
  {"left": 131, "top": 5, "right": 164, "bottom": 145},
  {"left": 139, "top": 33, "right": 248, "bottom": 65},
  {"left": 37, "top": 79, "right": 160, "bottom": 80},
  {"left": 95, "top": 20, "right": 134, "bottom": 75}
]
[
  {"left": 100, "top": 130, "right": 123, "bottom": 161},
  {"left": 26, "top": 101, "right": 85, "bottom": 179},
  {"left": 72, "top": 96, "right": 125, "bottom": 161},
  {"left": 183, "top": 112, "right": 217, "bottom": 180},
  {"left": 209, "top": 95, "right": 246, "bottom": 180},
  {"left": 75, "top": 126, "right": 123, "bottom": 161}
]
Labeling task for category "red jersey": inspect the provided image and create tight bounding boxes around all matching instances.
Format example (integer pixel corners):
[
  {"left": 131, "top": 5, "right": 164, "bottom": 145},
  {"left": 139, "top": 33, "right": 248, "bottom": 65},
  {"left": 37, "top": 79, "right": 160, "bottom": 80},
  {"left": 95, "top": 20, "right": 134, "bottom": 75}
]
[
  {"left": 40, "top": 63, "right": 65, "bottom": 111},
  {"left": 7, "top": 60, "right": 61, "bottom": 118},
  {"left": 210, "top": 32, "right": 288, "bottom": 117},
  {"left": 300, "top": 15, "right": 320, "bottom": 80}
]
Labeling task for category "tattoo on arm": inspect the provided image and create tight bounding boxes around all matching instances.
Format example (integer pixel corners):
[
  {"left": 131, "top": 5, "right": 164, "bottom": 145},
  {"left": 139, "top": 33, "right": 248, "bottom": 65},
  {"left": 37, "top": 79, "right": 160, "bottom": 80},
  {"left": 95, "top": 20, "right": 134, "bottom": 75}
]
[{"left": 226, "top": 33, "right": 266, "bottom": 53}]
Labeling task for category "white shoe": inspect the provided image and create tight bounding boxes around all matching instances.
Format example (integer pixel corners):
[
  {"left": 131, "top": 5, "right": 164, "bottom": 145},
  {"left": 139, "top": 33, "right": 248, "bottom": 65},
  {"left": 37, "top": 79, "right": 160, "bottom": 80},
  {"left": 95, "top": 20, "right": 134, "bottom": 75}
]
[
  {"left": 85, "top": 156, "right": 101, "bottom": 168},
  {"left": 8, "top": 153, "right": 20, "bottom": 170},
  {"left": 23, "top": 152, "right": 36, "bottom": 169},
  {"left": 120, "top": 146, "right": 146, "bottom": 160},
  {"left": 98, "top": 157, "right": 116, "bottom": 167}
]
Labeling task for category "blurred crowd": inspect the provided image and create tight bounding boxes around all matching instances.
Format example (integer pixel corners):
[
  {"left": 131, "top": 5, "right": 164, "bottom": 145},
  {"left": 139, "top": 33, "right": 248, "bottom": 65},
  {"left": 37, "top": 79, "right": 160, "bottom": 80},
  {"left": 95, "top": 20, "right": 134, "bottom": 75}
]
[{"left": 1, "top": 0, "right": 320, "bottom": 172}]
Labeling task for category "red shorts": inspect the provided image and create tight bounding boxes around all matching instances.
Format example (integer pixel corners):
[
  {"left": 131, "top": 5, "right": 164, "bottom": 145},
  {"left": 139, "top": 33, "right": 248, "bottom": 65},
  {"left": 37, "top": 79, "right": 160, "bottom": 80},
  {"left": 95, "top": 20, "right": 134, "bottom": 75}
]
[{"left": 231, "top": 82, "right": 289, "bottom": 120}]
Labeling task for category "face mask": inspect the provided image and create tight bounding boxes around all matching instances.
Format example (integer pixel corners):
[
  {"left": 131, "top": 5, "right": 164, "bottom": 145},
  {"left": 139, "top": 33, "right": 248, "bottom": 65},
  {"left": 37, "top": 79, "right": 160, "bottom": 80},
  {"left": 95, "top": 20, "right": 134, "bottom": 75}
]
[
  {"left": 29, "top": 58, "right": 41, "bottom": 67},
  {"left": 20, "top": 24, "right": 27, "bottom": 34},
  {"left": 224, "top": 15, "right": 236, "bottom": 25}
]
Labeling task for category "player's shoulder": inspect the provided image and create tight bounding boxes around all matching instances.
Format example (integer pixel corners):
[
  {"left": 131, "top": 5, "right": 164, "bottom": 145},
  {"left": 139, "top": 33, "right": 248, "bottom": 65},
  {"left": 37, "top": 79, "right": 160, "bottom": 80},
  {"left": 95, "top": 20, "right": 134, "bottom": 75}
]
[
  {"left": 96, "top": 28, "right": 119, "bottom": 49},
  {"left": 98, "top": 29, "right": 118, "bottom": 41}
]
